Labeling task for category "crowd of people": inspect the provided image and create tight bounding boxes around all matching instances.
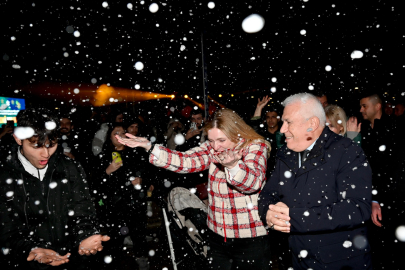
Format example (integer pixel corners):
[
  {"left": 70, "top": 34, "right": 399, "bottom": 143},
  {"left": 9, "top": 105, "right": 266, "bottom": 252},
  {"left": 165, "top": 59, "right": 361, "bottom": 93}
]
[{"left": 0, "top": 91, "right": 404, "bottom": 270}]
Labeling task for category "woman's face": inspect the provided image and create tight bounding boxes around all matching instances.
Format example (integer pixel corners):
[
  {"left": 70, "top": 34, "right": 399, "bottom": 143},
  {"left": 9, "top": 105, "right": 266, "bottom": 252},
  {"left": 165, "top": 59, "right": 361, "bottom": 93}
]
[
  {"left": 115, "top": 114, "right": 124, "bottom": 122},
  {"left": 326, "top": 117, "right": 343, "bottom": 135},
  {"left": 207, "top": 128, "right": 237, "bottom": 152},
  {"left": 111, "top": 126, "right": 126, "bottom": 147},
  {"left": 127, "top": 123, "right": 139, "bottom": 136}
]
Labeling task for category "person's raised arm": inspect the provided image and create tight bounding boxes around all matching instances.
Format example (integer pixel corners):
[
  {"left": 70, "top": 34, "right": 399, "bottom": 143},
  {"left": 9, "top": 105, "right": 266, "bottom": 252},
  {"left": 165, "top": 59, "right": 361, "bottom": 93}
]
[
  {"left": 253, "top": 96, "right": 271, "bottom": 117},
  {"left": 117, "top": 133, "right": 212, "bottom": 174}
]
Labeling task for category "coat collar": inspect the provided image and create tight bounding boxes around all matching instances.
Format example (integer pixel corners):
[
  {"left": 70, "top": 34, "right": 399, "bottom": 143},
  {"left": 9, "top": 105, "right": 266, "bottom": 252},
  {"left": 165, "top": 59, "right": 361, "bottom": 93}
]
[
  {"left": 5, "top": 143, "right": 62, "bottom": 177},
  {"left": 277, "top": 127, "right": 341, "bottom": 175}
]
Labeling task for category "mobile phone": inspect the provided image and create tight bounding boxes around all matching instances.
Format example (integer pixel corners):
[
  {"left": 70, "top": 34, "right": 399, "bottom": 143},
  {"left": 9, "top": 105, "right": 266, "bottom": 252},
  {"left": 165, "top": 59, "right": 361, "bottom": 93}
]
[
  {"left": 7, "top": 120, "right": 14, "bottom": 127},
  {"left": 112, "top": 152, "right": 122, "bottom": 163},
  {"left": 190, "top": 122, "right": 197, "bottom": 130}
]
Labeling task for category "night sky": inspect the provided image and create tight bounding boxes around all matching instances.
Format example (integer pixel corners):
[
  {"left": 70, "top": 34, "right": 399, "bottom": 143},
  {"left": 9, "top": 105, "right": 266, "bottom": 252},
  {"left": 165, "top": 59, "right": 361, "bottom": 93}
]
[{"left": 1, "top": 0, "right": 404, "bottom": 117}]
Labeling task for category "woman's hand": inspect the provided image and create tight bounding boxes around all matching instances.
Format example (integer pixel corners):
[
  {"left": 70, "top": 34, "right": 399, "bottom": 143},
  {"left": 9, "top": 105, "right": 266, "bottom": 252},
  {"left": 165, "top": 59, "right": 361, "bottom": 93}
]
[
  {"left": 106, "top": 158, "right": 123, "bottom": 175},
  {"left": 116, "top": 133, "right": 152, "bottom": 150},
  {"left": 213, "top": 149, "right": 243, "bottom": 169},
  {"left": 347, "top": 116, "right": 361, "bottom": 133}
]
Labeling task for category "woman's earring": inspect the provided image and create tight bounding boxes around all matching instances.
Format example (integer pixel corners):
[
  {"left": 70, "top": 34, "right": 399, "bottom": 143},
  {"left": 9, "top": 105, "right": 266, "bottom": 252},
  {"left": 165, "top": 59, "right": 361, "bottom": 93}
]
[{"left": 307, "top": 128, "right": 313, "bottom": 132}]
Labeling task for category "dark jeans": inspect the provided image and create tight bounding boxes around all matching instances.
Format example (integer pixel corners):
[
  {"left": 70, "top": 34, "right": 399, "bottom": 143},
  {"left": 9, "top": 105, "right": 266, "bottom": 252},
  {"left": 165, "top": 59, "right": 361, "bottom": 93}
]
[{"left": 207, "top": 230, "right": 271, "bottom": 270}]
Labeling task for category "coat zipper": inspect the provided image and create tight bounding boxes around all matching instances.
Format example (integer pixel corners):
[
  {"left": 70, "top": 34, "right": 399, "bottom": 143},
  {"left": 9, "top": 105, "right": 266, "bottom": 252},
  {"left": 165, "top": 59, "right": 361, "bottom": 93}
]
[
  {"left": 21, "top": 173, "right": 30, "bottom": 229},
  {"left": 47, "top": 168, "right": 56, "bottom": 245}
]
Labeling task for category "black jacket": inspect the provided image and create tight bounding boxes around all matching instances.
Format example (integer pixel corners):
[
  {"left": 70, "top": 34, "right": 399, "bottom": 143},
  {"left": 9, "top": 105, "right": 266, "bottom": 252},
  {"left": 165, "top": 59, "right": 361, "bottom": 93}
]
[
  {"left": 259, "top": 128, "right": 372, "bottom": 269},
  {"left": 0, "top": 145, "right": 98, "bottom": 267},
  {"left": 93, "top": 146, "right": 151, "bottom": 219},
  {"left": 249, "top": 117, "right": 283, "bottom": 173},
  {"left": 361, "top": 114, "right": 403, "bottom": 203}
]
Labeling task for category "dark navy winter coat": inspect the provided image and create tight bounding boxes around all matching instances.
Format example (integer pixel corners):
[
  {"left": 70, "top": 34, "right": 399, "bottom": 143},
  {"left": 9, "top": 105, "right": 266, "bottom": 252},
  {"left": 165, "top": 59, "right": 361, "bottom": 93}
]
[{"left": 259, "top": 127, "right": 372, "bottom": 269}]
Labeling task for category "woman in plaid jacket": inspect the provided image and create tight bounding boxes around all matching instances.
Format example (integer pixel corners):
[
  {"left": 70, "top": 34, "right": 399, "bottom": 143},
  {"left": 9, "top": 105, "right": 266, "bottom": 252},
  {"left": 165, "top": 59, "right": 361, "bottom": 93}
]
[{"left": 117, "top": 108, "right": 272, "bottom": 270}]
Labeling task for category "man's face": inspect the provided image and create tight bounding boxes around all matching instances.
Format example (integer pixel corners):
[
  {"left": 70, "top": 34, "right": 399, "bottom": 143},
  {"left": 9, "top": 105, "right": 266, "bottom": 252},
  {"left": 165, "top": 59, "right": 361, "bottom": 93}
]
[
  {"left": 191, "top": 113, "right": 203, "bottom": 127},
  {"left": 317, "top": 95, "right": 328, "bottom": 108},
  {"left": 384, "top": 103, "right": 393, "bottom": 115},
  {"left": 265, "top": 111, "right": 280, "bottom": 128},
  {"left": 127, "top": 123, "right": 139, "bottom": 136},
  {"left": 14, "top": 137, "right": 58, "bottom": 169},
  {"left": 60, "top": 118, "right": 73, "bottom": 135},
  {"left": 280, "top": 103, "right": 312, "bottom": 152},
  {"left": 360, "top": 98, "right": 378, "bottom": 121},
  {"left": 395, "top": 104, "right": 405, "bottom": 116}
]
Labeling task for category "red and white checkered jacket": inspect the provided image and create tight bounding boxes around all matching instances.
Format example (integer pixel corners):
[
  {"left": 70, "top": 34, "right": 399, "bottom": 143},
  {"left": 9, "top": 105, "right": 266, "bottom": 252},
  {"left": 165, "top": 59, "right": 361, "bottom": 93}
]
[{"left": 150, "top": 140, "right": 268, "bottom": 239}]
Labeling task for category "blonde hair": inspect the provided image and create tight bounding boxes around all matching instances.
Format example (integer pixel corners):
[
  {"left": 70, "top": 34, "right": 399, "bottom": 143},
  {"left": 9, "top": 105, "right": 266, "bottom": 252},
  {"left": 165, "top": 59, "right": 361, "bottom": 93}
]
[
  {"left": 324, "top": 104, "right": 347, "bottom": 135},
  {"left": 204, "top": 108, "right": 271, "bottom": 155}
]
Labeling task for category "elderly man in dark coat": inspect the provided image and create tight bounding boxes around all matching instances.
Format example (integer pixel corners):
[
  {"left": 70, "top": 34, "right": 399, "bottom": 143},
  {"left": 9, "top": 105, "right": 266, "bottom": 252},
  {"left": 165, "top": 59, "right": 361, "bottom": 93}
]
[{"left": 259, "top": 93, "right": 372, "bottom": 270}]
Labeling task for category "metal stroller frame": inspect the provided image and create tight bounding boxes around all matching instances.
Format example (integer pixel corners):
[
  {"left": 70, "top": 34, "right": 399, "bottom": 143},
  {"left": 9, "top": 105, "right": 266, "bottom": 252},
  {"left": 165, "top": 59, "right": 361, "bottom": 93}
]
[{"left": 162, "top": 187, "right": 209, "bottom": 270}]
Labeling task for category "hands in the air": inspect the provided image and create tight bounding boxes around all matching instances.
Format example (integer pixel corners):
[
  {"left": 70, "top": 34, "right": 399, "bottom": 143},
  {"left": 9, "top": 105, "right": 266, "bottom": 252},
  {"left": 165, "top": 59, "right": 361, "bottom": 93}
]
[
  {"left": 78, "top": 235, "right": 110, "bottom": 256},
  {"left": 27, "top": 248, "right": 70, "bottom": 266},
  {"left": 346, "top": 116, "right": 361, "bottom": 133},
  {"left": 212, "top": 149, "right": 243, "bottom": 169},
  {"left": 257, "top": 96, "right": 271, "bottom": 110},
  {"left": 266, "top": 202, "right": 291, "bottom": 233}
]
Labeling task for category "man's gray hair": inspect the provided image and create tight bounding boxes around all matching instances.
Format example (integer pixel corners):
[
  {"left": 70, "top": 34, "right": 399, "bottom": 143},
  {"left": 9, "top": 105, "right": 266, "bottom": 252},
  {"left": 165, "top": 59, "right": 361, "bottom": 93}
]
[{"left": 283, "top": 93, "right": 326, "bottom": 126}]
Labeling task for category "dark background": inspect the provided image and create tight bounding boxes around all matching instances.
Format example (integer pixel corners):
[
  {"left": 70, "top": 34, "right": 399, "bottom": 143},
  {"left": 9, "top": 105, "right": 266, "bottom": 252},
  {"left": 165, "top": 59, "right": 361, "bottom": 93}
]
[{"left": 1, "top": 0, "right": 404, "bottom": 118}]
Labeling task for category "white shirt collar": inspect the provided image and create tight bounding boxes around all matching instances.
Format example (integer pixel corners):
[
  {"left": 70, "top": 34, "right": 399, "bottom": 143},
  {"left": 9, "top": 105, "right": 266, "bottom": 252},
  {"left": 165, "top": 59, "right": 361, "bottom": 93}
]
[
  {"left": 306, "top": 140, "right": 317, "bottom": 151},
  {"left": 17, "top": 147, "right": 48, "bottom": 181},
  {"left": 298, "top": 139, "right": 318, "bottom": 167}
]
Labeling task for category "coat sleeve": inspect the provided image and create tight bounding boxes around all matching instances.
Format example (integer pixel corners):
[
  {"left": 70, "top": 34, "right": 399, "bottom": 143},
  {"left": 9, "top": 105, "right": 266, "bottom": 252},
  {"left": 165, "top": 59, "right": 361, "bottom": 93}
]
[
  {"left": 258, "top": 159, "right": 282, "bottom": 225},
  {"left": 67, "top": 161, "right": 99, "bottom": 248},
  {"left": 224, "top": 142, "right": 268, "bottom": 194},
  {"left": 149, "top": 141, "right": 212, "bottom": 174},
  {"left": 289, "top": 143, "right": 372, "bottom": 233},
  {"left": 0, "top": 175, "right": 49, "bottom": 259}
]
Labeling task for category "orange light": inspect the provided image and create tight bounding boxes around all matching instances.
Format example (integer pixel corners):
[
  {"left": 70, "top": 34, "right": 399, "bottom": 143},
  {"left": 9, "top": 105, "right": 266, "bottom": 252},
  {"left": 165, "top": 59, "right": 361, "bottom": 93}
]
[
  {"left": 219, "top": 94, "right": 222, "bottom": 97},
  {"left": 231, "top": 94, "right": 234, "bottom": 97},
  {"left": 171, "top": 95, "right": 175, "bottom": 99},
  {"left": 184, "top": 95, "right": 189, "bottom": 98},
  {"left": 154, "top": 95, "right": 157, "bottom": 97}
]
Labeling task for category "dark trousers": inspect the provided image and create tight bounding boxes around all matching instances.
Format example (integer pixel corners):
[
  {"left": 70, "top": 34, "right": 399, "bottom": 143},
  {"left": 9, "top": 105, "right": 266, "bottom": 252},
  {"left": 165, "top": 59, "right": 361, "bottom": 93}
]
[{"left": 207, "top": 230, "right": 271, "bottom": 270}]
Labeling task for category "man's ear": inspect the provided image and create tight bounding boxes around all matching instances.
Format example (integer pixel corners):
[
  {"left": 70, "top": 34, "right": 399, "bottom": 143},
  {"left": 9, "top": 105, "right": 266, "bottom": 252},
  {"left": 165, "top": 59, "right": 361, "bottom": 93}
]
[
  {"left": 13, "top": 134, "right": 22, "bottom": 145},
  {"left": 376, "top": 103, "right": 382, "bottom": 111},
  {"left": 310, "top": 117, "right": 320, "bottom": 131}
]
